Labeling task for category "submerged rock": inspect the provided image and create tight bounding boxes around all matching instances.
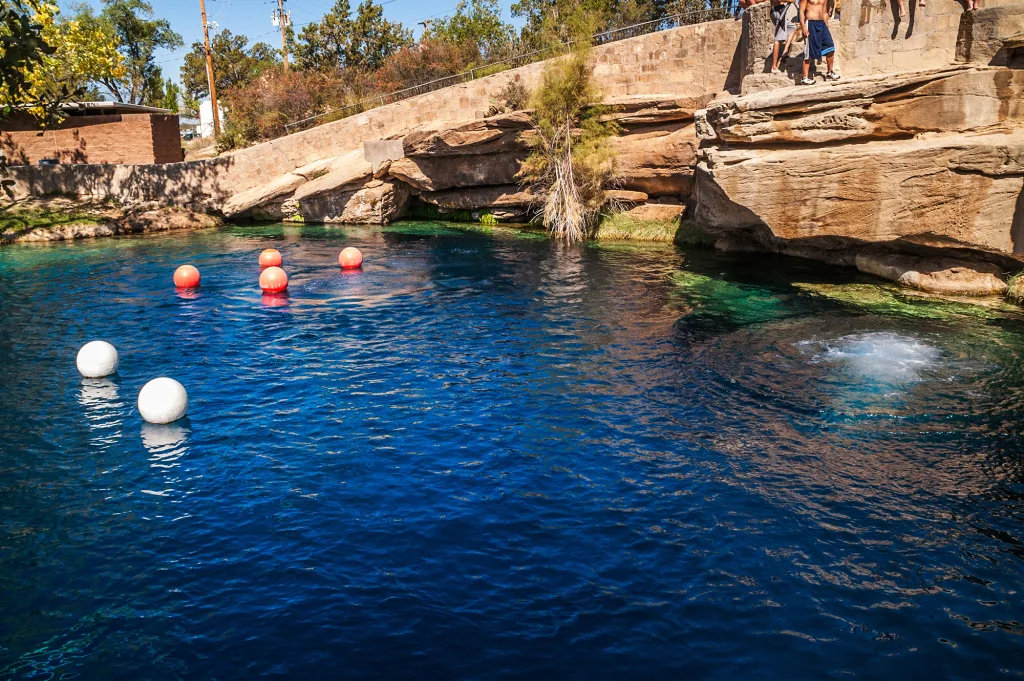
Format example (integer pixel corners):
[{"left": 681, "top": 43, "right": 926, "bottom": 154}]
[{"left": 855, "top": 245, "right": 1009, "bottom": 296}]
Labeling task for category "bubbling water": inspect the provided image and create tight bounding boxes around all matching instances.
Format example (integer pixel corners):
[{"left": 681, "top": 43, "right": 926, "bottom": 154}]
[{"left": 800, "top": 331, "right": 942, "bottom": 383}]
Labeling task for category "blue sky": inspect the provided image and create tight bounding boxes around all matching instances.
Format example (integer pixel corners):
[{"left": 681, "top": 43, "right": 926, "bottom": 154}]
[{"left": 58, "top": 0, "right": 520, "bottom": 89}]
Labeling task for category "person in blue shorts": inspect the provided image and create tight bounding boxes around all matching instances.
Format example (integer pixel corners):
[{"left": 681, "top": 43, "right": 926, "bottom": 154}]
[{"left": 799, "top": 0, "right": 840, "bottom": 84}]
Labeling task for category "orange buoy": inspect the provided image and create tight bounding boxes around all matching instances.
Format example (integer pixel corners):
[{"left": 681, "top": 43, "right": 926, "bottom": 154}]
[
  {"left": 338, "top": 247, "right": 363, "bottom": 269},
  {"left": 258, "top": 248, "right": 282, "bottom": 268},
  {"left": 173, "top": 265, "right": 201, "bottom": 288},
  {"left": 259, "top": 266, "right": 288, "bottom": 293}
]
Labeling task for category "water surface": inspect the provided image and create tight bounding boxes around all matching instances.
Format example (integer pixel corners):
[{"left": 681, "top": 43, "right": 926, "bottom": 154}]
[{"left": 1, "top": 222, "right": 1022, "bottom": 680}]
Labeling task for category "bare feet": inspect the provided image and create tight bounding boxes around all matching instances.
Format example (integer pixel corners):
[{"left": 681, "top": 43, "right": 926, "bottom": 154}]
[
  {"left": 918, "top": 0, "right": 926, "bottom": 7},
  {"left": 898, "top": 0, "right": 908, "bottom": 17}
]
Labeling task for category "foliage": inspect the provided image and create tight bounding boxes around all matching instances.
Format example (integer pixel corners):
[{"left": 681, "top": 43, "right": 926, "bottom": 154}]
[
  {"left": 423, "top": 0, "right": 515, "bottom": 61},
  {"left": 0, "top": 2, "right": 123, "bottom": 124},
  {"left": 512, "top": 0, "right": 680, "bottom": 49},
  {"left": 518, "top": 35, "right": 616, "bottom": 242},
  {"left": 71, "top": 0, "right": 182, "bottom": 105},
  {"left": 373, "top": 39, "right": 480, "bottom": 94},
  {"left": 294, "top": 0, "right": 413, "bottom": 72},
  {"left": 0, "top": 0, "right": 54, "bottom": 117},
  {"left": 593, "top": 211, "right": 699, "bottom": 243},
  {"left": 161, "top": 78, "right": 179, "bottom": 113},
  {"left": 180, "top": 29, "right": 278, "bottom": 104},
  {"left": 218, "top": 69, "right": 352, "bottom": 149}
]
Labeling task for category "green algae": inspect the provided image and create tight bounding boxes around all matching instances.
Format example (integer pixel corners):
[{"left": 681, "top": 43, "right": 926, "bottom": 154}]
[
  {"left": 0, "top": 206, "right": 102, "bottom": 237},
  {"left": 668, "top": 269, "right": 798, "bottom": 326},
  {"left": 792, "top": 281, "right": 1023, "bottom": 321}
]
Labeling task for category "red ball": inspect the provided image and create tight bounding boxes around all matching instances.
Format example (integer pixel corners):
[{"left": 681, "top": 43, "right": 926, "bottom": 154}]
[
  {"left": 259, "top": 248, "right": 283, "bottom": 268},
  {"left": 173, "top": 265, "right": 200, "bottom": 288},
  {"left": 338, "top": 247, "right": 363, "bottom": 269},
  {"left": 259, "top": 266, "right": 288, "bottom": 293}
]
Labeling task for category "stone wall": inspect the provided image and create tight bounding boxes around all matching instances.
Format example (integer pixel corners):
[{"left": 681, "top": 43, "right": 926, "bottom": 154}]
[
  {"left": 7, "top": 17, "right": 745, "bottom": 208},
  {"left": 1, "top": 113, "right": 181, "bottom": 166},
  {"left": 742, "top": 0, "right": 994, "bottom": 79}
]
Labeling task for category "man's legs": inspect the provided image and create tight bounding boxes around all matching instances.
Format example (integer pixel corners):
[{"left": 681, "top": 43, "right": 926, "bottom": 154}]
[
  {"left": 826, "top": 54, "right": 835, "bottom": 73},
  {"left": 772, "top": 41, "right": 782, "bottom": 71},
  {"left": 803, "top": 58, "right": 811, "bottom": 79}
]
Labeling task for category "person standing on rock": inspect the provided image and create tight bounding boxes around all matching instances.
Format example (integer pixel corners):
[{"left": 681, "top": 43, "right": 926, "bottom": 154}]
[
  {"left": 799, "top": 0, "right": 840, "bottom": 84},
  {"left": 770, "top": 0, "right": 800, "bottom": 72}
]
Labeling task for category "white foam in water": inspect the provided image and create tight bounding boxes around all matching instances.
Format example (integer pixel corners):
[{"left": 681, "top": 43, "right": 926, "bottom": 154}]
[{"left": 800, "top": 332, "right": 941, "bottom": 383}]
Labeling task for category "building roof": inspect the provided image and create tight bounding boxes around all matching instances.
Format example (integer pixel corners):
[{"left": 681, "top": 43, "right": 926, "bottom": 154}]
[{"left": 61, "top": 101, "right": 172, "bottom": 116}]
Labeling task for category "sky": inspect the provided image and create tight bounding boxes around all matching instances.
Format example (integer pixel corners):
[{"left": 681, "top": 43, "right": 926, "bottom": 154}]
[{"left": 58, "top": 0, "right": 521, "bottom": 91}]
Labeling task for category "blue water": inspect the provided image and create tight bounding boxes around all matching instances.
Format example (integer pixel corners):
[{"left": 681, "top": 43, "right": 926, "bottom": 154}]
[{"left": 1, "top": 222, "right": 1023, "bottom": 680}]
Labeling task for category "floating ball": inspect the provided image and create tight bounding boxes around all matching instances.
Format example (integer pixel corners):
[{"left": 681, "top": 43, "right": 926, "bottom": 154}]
[
  {"left": 259, "top": 248, "right": 282, "bottom": 268},
  {"left": 76, "top": 340, "right": 119, "bottom": 378},
  {"left": 173, "top": 265, "right": 201, "bottom": 288},
  {"left": 138, "top": 377, "right": 188, "bottom": 424},
  {"left": 259, "top": 266, "right": 288, "bottom": 293},
  {"left": 338, "top": 247, "right": 363, "bottom": 269}
]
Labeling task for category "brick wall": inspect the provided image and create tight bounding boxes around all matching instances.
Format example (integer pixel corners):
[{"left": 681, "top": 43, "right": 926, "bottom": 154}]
[{"left": 0, "top": 113, "right": 181, "bottom": 166}]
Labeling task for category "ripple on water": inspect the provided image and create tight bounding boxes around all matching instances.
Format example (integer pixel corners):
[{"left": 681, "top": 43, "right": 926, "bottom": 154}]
[
  {"left": 0, "top": 224, "right": 1023, "bottom": 680},
  {"left": 799, "top": 331, "right": 942, "bottom": 383}
]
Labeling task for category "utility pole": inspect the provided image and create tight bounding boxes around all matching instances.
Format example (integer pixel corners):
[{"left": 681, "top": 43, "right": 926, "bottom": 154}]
[
  {"left": 275, "top": 0, "right": 290, "bottom": 71},
  {"left": 199, "top": 0, "right": 220, "bottom": 137}
]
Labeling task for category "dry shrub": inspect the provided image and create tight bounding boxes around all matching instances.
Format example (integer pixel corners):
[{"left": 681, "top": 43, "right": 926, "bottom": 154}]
[
  {"left": 486, "top": 78, "right": 530, "bottom": 116},
  {"left": 218, "top": 67, "right": 372, "bottom": 149},
  {"left": 373, "top": 40, "right": 481, "bottom": 94}
]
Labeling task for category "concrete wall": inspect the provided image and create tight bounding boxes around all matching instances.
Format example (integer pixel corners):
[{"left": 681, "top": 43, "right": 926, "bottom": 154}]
[{"left": 1, "top": 113, "right": 181, "bottom": 166}]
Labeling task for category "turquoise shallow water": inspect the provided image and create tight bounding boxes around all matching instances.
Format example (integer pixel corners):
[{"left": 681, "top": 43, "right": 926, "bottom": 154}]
[{"left": 0, "top": 222, "right": 1023, "bottom": 680}]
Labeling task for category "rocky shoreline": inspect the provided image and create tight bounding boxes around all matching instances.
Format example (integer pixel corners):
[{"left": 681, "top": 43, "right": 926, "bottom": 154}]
[{"left": 0, "top": 198, "right": 223, "bottom": 244}]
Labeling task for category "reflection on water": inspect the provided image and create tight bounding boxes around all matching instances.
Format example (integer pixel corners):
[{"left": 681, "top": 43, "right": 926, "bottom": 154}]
[
  {"left": 140, "top": 421, "right": 191, "bottom": 455},
  {"left": 260, "top": 291, "right": 289, "bottom": 307},
  {"left": 0, "top": 223, "right": 1023, "bottom": 680}
]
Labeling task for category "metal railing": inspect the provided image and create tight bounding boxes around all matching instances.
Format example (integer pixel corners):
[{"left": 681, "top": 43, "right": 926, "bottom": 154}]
[{"left": 283, "top": 7, "right": 734, "bottom": 133}]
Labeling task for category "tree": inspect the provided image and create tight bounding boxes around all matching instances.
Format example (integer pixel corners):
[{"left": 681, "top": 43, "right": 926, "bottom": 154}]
[
  {"left": 294, "top": 0, "right": 412, "bottom": 72},
  {"left": 511, "top": 0, "right": 666, "bottom": 49},
  {"left": 423, "top": 0, "right": 515, "bottom": 61},
  {"left": 180, "top": 29, "right": 278, "bottom": 104},
  {"left": 0, "top": 0, "right": 55, "bottom": 116},
  {"left": 72, "top": 0, "right": 182, "bottom": 105},
  {"left": 519, "top": 34, "right": 616, "bottom": 242},
  {"left": 0, "top": 2, "right": 123, "bottom": 123},
  {"left": 161, "top": 78, "right": 180, "bottom": 113}
]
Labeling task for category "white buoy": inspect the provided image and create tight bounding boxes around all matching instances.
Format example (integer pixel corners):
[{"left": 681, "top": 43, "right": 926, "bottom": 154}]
[
  {"left": 137, "top": 377, "right": 189, "bottom": 424},
  {"left": 76, "top": 341, "right": 120, "bottom": 378}
]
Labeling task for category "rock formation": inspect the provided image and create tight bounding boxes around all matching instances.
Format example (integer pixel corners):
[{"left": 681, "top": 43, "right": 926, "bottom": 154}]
[{"left": 692, "top": 60, "right": 1024, "bottom": 296}]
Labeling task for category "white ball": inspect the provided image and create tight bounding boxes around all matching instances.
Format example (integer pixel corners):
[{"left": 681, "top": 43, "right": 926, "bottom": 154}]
[
  {"left": 137, "top": 377, "right": 189, "bottom": 424},
  {"left": 76, "top": 341, "right": 119, "bottom": 378}
]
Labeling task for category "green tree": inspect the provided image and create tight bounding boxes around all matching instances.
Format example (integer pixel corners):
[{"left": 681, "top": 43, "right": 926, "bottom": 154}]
[
  {"left": 180, "top": 29, "right": 278, "bottom": 104},
  {"left": 512, "top": 0, "right": 666, "bottom": 48},
  {"left": 423, "top": 0, "right": 514, "bottom": 61},
  {"left": 295, "top": 0, "right": 412, "bottom": 71},
  {"left": 519, "top": 31, "right": 617, "bottom": 242},
  {"left": 1, "top": 2, "right": 123, "bottom": 123},
  {"left": 161, "top": 78, "right": 179, "bottom": 113},
  {"left": 72, "top": 0, "right": 183, "bottom": 105},
  {"left": 0, "top": 0, "right": 55, "bottom": 116}
]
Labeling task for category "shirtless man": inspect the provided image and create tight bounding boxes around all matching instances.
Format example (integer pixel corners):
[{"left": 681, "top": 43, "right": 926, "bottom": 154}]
[{"left": 800, "top": 0, "right": 840, "bottom": 84}]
